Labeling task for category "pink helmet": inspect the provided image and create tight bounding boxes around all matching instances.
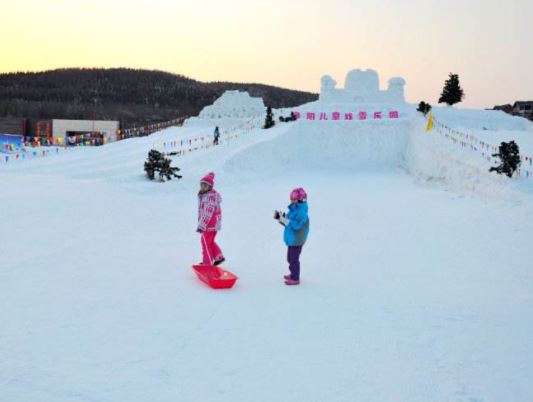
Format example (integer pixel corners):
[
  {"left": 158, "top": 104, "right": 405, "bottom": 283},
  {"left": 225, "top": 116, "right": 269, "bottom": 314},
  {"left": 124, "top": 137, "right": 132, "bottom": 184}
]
[{"left": 290, "top": 187, "right": 307, "bottom": 201}]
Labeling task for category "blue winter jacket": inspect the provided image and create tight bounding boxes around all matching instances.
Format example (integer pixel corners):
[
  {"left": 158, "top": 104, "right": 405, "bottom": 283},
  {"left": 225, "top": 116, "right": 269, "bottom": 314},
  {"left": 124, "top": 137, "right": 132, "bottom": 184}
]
[{"left": 283, "top": 201, "right": 310, "bottom": 247}]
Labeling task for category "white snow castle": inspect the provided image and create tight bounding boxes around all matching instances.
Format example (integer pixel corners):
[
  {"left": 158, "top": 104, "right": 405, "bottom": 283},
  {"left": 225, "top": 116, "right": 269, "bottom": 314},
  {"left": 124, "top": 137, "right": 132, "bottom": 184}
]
[{"left": 319, "top": 69, "right": 406, "bottom": 104}]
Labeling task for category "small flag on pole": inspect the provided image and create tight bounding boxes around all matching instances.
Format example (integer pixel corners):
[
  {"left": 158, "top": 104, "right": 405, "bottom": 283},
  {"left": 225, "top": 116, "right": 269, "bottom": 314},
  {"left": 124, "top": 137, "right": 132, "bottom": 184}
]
[{"left": 425, "top": 112, "right": 434, "bottom": 132}]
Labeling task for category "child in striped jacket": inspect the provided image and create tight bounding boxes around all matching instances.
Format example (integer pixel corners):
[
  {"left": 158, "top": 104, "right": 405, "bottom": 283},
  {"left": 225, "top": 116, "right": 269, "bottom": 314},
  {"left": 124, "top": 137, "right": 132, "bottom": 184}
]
[{"left": 197, "top": 172, "right": 225, "bottom": 266}]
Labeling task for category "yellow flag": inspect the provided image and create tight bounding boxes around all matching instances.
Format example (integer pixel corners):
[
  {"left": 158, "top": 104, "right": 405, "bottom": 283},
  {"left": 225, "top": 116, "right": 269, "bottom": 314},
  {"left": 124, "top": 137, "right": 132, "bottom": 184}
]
[{"left": 425, "top": 112, "right": 434, "bottom": 132}]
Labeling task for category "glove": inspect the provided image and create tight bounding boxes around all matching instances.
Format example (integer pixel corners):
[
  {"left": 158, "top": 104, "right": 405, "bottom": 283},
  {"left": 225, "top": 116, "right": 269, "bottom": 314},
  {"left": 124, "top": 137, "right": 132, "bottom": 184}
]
[
  {"left": 196, "top": 228, "right": 204, "bottom": 233},
  {"left": 279, "top": 215, "right": 289, "bottom": 226},
  {"left": 273, "top": 210, "right": 280, "bottom": 220}
]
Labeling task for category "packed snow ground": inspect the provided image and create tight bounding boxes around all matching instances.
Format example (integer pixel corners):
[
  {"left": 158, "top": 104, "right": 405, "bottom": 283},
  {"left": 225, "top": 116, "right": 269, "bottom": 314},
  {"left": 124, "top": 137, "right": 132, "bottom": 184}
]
[{"left": 1, "top": 109, "right": 533, "bottom": 402}]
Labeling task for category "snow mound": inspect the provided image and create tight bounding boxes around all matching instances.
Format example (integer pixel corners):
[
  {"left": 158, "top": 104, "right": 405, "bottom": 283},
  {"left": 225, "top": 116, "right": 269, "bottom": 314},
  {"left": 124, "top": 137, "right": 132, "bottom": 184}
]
[{"left": 184, "top": 90, "right": 265, "bottom": 129}]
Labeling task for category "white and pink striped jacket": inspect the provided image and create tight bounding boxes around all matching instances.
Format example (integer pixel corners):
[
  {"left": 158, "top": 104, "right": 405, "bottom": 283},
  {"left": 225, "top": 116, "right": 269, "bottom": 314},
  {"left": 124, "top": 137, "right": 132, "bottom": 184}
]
[{"left": 197, "top": 190, "right": 222, "bottom": 232}]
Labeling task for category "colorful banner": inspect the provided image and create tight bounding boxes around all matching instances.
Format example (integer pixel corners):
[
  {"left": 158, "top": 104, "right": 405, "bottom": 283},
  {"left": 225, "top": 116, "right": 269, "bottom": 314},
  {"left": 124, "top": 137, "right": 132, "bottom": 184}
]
[
  {"left": 21, "top": 136, "right": 84, "bottom": 148},
  {"left": 291, "top": 110, "right": 400, "bottom": 121}
]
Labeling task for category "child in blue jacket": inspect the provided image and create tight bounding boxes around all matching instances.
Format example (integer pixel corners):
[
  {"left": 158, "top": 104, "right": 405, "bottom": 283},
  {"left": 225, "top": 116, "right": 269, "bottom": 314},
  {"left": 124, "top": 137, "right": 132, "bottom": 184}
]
[{"left": 274, "top": 188, "right": 310, "bottom": 285}]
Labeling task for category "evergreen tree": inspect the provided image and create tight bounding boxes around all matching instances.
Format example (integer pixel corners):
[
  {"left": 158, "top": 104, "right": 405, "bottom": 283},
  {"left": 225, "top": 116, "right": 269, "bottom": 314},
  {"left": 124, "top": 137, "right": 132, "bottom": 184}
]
[
  {"left": 417, "top": 101, "right": 432, "bottom": 116},
  {"left": 144, "top": 149, "right": 182, "bottom": 181},
  {"left": 264, "top": 106, "right": 275, "bottom": 129},
  {"left": 438, "top": 73, "right": 464, "bottom": 106},
  {"left": 489, "top": 141, "right": 521, "bottom": 178}
]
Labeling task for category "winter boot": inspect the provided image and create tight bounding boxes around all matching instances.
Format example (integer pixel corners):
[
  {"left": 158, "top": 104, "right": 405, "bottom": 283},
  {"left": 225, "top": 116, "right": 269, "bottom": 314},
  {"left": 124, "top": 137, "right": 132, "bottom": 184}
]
[{"left": 284, "top": 278, "right": 300, "bottom": 286}]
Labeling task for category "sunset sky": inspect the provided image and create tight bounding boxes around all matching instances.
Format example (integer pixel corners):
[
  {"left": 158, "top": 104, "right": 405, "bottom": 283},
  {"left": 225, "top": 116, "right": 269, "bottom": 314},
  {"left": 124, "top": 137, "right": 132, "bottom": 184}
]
[{"left": 1, "top": 0, "right": 531, "bottom": 108}]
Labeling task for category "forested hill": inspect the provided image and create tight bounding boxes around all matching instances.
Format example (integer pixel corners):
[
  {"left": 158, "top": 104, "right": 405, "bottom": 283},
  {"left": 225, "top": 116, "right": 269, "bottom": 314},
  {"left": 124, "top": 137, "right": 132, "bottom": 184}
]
[{"left": 0, "top": 68, "right": 318, "bottom": 124}]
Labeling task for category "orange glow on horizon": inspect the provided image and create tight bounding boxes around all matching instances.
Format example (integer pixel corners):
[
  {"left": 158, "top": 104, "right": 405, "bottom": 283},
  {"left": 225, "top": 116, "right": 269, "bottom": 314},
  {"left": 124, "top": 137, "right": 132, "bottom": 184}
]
[{"left": 1, "top": 0, "right": 532, "bottom": 108}]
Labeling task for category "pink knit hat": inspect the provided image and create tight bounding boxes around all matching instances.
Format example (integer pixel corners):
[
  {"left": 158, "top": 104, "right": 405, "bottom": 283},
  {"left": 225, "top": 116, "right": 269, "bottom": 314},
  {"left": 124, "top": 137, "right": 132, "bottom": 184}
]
[
  {"left": 290, "top": 187, "right": 307, "bottom": 201},
  {"left": 200, "top": 172, "right": 215, "bottom": 187}
]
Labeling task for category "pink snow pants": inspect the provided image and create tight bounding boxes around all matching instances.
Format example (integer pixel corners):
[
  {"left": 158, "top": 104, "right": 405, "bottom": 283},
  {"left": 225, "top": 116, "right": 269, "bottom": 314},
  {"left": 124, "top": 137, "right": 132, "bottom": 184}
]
[{"left": 201, "top": 231, "right": 224, "bottom": 265}]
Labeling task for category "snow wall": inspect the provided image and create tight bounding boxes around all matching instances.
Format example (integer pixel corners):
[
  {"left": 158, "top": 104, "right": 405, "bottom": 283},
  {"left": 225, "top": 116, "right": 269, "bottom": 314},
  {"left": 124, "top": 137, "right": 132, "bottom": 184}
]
[{"left": 224, "top": 119, "right": 412, "bottom": 176}]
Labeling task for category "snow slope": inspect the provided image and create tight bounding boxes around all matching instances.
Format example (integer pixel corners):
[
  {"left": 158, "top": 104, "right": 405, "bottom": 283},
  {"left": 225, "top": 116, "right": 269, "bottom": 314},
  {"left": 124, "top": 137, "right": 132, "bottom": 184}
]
[
  {"left": 406, "top": 108, "right": 533, "bottom": 197},
  {"left": 1, "top": 107, "right": 533, "bottom": 402}
]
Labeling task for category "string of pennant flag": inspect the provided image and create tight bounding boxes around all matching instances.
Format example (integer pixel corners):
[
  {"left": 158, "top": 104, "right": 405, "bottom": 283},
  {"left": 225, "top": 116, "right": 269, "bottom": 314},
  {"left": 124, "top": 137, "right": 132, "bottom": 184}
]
[
  {"left": 116, "top": 117, "right": 186, "bottom": 139},
  {"left": 426, "top": 112, "right": 533, "bottom": 179},
  {"left": 152, "top": 115, "right": 263, "bottom": 156},
  {"left": 0, "top": 146, "right": 76, "bottom": 165}
]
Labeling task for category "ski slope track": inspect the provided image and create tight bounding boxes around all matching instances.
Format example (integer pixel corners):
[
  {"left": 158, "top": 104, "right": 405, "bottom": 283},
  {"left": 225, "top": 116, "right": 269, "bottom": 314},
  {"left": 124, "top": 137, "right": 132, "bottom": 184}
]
[{"left": 1, "top": 106, "right": 533, "bottom": 402}]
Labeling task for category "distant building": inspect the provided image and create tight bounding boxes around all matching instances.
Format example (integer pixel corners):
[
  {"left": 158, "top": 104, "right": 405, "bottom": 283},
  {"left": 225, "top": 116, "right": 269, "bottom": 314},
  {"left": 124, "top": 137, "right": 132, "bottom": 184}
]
[
  {"left": 492, "top": 101, "right": 533, "bottom": 121},
  {"left": 35, "top": 119, "right": 120, "bottom": 145},
  {"left": 512, "top": 101, "right": 533, "bottom": 121},
  {"left": 493, "top": 104, "right": 513, "bottom": 114}
]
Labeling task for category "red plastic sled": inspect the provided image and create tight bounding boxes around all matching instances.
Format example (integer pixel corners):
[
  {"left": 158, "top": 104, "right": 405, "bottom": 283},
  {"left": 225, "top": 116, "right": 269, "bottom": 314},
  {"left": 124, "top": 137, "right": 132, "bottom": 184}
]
[{"left": 192, "top": 265, "right": 238, "bottom": 289}]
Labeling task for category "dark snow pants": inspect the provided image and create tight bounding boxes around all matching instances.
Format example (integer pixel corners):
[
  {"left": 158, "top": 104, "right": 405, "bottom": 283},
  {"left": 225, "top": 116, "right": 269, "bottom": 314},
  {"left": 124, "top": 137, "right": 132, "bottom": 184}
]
[{"left": 287, "top": 246, "right": 303, "bottom": 280}]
